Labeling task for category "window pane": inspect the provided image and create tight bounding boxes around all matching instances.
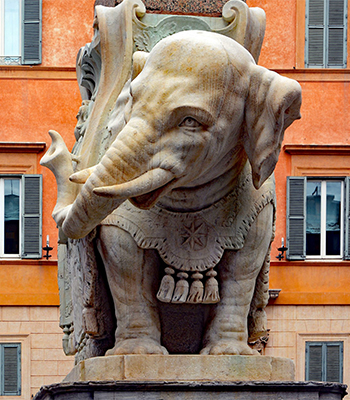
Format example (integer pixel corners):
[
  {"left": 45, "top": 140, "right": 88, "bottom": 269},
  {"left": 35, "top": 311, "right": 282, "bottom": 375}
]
[
  {"left": 4, "top": 0, "right": 21, "bottom": 56},
  {"left": 326, "top": 181, "right": 341, "bottom": 256},
  {"left": 306, "top": 181, "right": 321, "bottom": 255},
  {"left": 4, "top": 179, "right": 20, "bottom": 254}
]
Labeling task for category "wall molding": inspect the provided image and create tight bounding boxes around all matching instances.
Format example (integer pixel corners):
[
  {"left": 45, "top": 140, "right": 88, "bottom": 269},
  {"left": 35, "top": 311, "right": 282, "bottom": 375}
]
[
  {"left": 275, "top": 69, "right": 350, "bottom": 82},
  {"left": 0, "top": 142, "right": 46, "bottom": 153},
  {"left": 284, "top": 144, "right": 350, "bottom": 155},
  {"left": 0, "top": 334, "right": 31, "bottom": 400},
  {"left": 1, "top": 65, "right": 350, "bottom": 82},
  {"left": 0, "top": 66, "right": 76, "bottom": 80}
]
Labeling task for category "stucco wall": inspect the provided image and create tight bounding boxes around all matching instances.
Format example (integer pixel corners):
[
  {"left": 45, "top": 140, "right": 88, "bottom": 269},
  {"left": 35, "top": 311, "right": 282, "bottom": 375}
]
[{"left": 0, "top": 306, "right": 74, "bottom": 398}]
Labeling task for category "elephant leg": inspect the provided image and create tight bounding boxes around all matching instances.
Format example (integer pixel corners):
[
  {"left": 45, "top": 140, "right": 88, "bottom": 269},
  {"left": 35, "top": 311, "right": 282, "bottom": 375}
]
[
  {"left": 200, "top": 203, "right": 274, "bottom": 355},
  {"left": 97, "top": 225, "right": 168, "bottom": 355}
]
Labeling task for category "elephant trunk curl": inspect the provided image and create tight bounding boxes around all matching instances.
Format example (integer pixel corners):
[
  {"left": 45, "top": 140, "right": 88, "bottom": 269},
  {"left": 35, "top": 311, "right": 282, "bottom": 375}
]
[
  {"left": 41, "top": 124, "right": 175, "bottom": 240},
  {"left": 40, "top": 130, "right": 80, "bottom": 227}
]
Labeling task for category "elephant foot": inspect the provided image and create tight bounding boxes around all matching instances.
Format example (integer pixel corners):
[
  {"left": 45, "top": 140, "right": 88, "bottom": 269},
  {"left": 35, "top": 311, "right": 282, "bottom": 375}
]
[
  {"left": 105, "top": 338, "right": 169, "bottom": 355},
  {"left": 200, "top": 339, "right": 259, "bottom": 355}
]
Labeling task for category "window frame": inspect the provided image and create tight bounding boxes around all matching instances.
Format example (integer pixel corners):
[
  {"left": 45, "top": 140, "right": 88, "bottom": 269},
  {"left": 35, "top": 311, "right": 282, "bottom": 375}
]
[
  {"left": 0, "top": 174, "right": 42, "bottom": 260},
  {"left": 305, "top": 341, "right": 343, "bottom": 383},
  {"left": 0, "top": 176, "right": 22, "bottom": 259},
  {"left": 305, "top": 178, "right": 344, "bottom": 259},
  {"left": 0, "top": 343, "right": 21, "bottom": 396},
  {"left": 305, "top": 0, "right": 348, "bottom": 68},
  {"left": 0, "top": 0, "right": 42, "bottom": 65},
  {"left": 287, "top": 176, "right": 349, "bottom": 260}
]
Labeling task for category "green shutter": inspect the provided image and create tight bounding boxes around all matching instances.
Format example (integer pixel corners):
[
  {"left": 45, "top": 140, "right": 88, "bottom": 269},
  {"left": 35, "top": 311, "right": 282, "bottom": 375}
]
[
  {"left": 22, "top": 0, "right": 42, "bottom": 64},
  {"left": 306, "top": 343, "right": 323, "bottom": 381},
  {"left": 306, "top": 0, "right": 347, "bottom": 68},
  {"left": 21, "top": 175, "right": 42, "bottom": 258},
  {"left": 327, "top": 0, "right": 347, "bottom": 67},
  {"left": 1, "top": 344, "right": 21, "bottom": 396},
  {"left": 287, "top": 177, "right": 306, "bottom": 260},
  {"left": 327, "top": 343, "right": 343, "bottom": 382},
  {"left": 306, "top": 342, "right": 343, "bottom": 383},
  {"left": 306, "top": 0, "right": 325, "bottom": 67}
]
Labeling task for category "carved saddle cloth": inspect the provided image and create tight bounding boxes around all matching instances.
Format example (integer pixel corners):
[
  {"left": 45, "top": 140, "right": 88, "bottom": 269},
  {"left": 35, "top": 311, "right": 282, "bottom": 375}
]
[{"left": 101, "top": 167, "right": 276, "bottom": 304}]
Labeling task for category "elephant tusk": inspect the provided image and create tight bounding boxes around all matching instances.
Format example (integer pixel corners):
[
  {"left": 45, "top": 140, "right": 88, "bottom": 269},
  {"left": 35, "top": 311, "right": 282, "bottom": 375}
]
[
  {"left": 70, "top": 167, "right": 96, "bottom": 184},
  {"left": 92, "top": 168, "right": 175, "bottom": 199}
]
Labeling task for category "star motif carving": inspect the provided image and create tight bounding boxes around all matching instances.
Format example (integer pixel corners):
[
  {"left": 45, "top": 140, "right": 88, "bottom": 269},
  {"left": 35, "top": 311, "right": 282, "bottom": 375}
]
[{"left": 181, "top": 221, "right": 206, "bottom": 250}]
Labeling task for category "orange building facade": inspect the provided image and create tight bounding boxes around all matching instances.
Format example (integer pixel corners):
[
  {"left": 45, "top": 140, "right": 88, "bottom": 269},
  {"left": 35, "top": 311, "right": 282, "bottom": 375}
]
[
  {"left": 0, "top": 0, "right": 94, "bottom": 396},
  {"left": 1, "top": 0, "right": 350, "bottom": 397}
]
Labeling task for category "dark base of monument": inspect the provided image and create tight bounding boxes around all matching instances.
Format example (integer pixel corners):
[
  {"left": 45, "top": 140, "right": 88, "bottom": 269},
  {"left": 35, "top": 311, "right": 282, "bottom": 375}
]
[{"left": 33, "top": 381, "right": 347, "bottom": 400}]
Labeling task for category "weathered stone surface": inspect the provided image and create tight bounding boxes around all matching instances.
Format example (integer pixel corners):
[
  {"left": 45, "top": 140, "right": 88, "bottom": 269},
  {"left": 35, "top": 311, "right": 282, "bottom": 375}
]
[
  {"left": 34, "top": 381, "right": 348, "bottom": 400},
  {"left": 63, "top": 355, "right": 295, "bottom": 382},
  {"left": 41, "top": 0, "right": 301, "bottom": 361},
  {"left": 117, "top": 0, "right": 230, "bottom": 16},
  {"left": 95, "top": 0, "right": 116, "bottom": 6}
]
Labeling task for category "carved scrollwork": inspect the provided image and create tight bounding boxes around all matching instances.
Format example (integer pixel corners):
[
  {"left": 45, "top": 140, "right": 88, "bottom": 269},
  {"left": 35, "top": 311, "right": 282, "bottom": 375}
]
[
  {"left": 77, "top": 43, "right": 101, "bottom": 102},
  {"left": 133, "top": 17, "right": 210, "bottom": 52}
]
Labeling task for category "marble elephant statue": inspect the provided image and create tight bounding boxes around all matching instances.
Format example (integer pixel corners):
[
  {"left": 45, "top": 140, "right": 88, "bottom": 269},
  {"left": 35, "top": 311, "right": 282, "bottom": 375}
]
[{"left": 41, "top": 30, "right": 301, "bottom": 356}]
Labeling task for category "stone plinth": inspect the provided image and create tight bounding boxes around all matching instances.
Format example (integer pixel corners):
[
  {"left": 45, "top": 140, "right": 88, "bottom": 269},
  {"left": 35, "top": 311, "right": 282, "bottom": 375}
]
[
  {"left": 34, "top": 381, "right": 347, "bottom": 400},
  {"left": 63, "top": 355, "right": 295, "bottom": 383}
]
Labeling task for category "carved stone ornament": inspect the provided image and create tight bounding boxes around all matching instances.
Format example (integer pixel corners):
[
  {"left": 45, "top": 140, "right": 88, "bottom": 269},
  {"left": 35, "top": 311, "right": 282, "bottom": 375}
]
[{"left": 41, "top": 0, "right": 301, "bottom": 360}]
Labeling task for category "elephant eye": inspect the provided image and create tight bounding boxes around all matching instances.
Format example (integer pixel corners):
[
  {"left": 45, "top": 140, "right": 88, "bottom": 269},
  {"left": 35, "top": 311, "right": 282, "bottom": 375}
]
[{"left": 179, "top": 117, "right": 201, "bottom": 129}]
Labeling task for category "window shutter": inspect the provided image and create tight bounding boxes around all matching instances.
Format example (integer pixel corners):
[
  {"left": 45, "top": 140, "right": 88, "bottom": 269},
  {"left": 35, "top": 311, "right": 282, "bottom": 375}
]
[
  {"left": 22, "top": 0, "right": 42, "bottom": 64},
  {"left": 326, "top": 343, "right": 343, "bottom": 382},
  {"left": 1, "top": 344, "right": 21, "bottom": 396},
  {"left": 306, "top": 342, "right": 343, "bottom": 383},
  {"left": 327, "top": 0, "right": 347, "bottom": 67},
  {"left": 287, "top": 177, "right": 306, "bottom": 260},
  {"left": 306, "top": 0, "right": 325, "bottom": 67},
  {"left": 345, "top": 177, "right": 350, "bottom": 259},
  {"left": 21, "top": 175, "right": 42, "bottom": 258},
  {"left": 306, "top": 0, "right": 347, "bottom": 68},
  {"left": 306, "top": 343, "right": 323, "bottom": 381}
]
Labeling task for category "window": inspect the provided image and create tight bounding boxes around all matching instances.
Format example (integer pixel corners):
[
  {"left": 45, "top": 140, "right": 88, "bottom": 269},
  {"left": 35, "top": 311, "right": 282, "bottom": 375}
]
[
  {"left": 286, "top": 176, "right": 350, "bottom": 260},
  {"left": 305, "top": 0, "right": 347, "bottom": 68},
  {"left": 0, "top": 0, "right": 42, "bottom": 65},
  {"left": 0, "top": 343, "right": 21, "bottom": 396},
  {"left": 0, "top": 175, "right": 42, "bottom": 258},
  {"left": 306, "top": 180, "right": 343, "bottom": 257},
  {"left": 305, "top": 341, "right": 343, "bottom": 382}
]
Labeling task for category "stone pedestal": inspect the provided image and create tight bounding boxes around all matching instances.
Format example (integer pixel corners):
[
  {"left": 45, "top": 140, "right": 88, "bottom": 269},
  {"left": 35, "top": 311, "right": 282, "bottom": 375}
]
[
  {"left": 63, "top": 355, "right": 296, "bottom": 383},
  {"left": 34, "top": 381, "right": 347, "bottom": 400},
  {"left": 33, "top": 356, "right": 347, "bottom": 399}
]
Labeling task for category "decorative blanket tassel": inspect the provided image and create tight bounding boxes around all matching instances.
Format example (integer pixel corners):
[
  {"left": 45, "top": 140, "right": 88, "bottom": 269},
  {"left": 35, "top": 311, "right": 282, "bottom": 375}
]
[
  {"left": 172, "top": 272, "right": 189, "bottom": 303},
  {"left": 203, "top": 268, "right": 220, "bottom": 303},
  {"left": 187, "top": 273, "right": 204, "bottom": 303},
  {"left": 157, "top": 267, "right": 175, "bottom": 302}
]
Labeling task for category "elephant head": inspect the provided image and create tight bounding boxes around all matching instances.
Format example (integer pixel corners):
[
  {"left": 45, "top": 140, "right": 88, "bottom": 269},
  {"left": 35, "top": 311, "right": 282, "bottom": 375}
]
[{"left": 43, "top": 30, "right": 301, "bottom": 239}]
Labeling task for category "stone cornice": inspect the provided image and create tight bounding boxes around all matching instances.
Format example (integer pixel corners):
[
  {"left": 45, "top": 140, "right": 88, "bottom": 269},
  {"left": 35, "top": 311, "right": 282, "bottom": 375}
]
[
  {"left": 283, "top": 144, "right": 350, "bottom": 155},
  {"left": 272, "top": 68, "right": 350, "bottom": 82},
  {"left": 1, "top": 65, "right": 350, "bottom": 82},
  {"left": 0, "top": 142, "right": 46, "bottom": 153},
  {"left": 0, "top": 66, "right": 76, "bottom": 80}
]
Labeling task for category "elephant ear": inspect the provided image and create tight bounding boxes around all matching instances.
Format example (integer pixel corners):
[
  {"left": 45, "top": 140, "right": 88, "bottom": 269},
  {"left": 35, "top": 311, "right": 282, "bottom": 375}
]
[
  {"left": 132, "top": 51, "right": 149, "bottom": 80},
  {"left": 243, "top": 65, "right": 302, "bottom": 189}
]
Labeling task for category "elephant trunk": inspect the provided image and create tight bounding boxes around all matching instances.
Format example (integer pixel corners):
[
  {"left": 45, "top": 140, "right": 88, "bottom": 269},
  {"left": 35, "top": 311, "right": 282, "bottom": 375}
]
[
  {"left": 58, "top": 122, "right": 175, "bottom": 239},
  {"left": 40, "top": 130, "right": 80, "bottom": 227}
]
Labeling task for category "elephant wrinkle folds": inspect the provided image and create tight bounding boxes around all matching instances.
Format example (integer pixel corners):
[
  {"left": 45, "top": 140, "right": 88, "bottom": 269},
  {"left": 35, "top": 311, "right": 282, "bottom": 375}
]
[{"left": 41, "top": 0, "right": 301, "bottom": 359}]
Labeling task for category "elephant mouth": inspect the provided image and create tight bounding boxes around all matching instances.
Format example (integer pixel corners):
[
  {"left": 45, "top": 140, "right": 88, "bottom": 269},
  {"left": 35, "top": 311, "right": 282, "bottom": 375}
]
[{"left": 93, "top": 168, "right": 176, "bottom": 209}]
